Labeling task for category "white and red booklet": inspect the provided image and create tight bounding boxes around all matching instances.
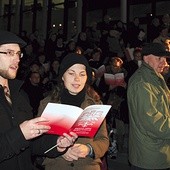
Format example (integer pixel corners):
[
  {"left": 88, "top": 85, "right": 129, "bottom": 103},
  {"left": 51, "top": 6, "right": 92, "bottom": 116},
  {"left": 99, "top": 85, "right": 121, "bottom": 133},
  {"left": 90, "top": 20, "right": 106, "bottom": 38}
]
[
  {"left": 104, "top": 73, "right": 125, "bottom": 87},
  {"left": 40, "top": 103, "right": 111, "bottom": 138}
]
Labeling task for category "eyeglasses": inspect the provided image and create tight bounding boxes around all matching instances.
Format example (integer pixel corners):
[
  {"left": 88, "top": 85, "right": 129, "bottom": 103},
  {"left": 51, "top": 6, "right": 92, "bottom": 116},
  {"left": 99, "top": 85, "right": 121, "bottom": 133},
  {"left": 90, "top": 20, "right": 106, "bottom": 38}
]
[{"left": 0, "top": 50, "right": 23, "bottom": 59}]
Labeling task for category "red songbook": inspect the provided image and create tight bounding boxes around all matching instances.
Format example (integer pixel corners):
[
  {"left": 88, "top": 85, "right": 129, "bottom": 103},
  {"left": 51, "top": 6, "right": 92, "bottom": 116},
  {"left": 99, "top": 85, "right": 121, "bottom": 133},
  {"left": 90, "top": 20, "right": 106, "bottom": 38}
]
[{"left": 40, "top": 103, "right": 111, "bottom": 138}]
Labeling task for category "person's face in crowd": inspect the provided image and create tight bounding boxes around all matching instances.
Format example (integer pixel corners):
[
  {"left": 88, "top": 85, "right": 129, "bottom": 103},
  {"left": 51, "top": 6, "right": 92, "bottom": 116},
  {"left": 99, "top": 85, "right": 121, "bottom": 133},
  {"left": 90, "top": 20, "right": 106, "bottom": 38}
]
[
  {"left": 91, "top": 22, "right": 97, "bottom": 30},
  {"left": 152, "top": 18, "right": 160, "bottom": 27},
  {"left": 104, "top": 15, "right": 111, "bottom": 24},
  {"left": 162, "top": 14, "right": 170, "bottom": 24},
  {"left": 162, "top": 62, "right": 170, "bottom": 75},
  {"left": 0, "top": 43, "right": 21, "bottom": 79},
  {"left": 144, "top": 55, "right": 167, "bottom": 73},
  {"left": 134, "top": 17, "right": 139, "bottom": 26},
  {"left": 134, "top": 51, "right": 142, "bottom": 61},
  {"left": 30, "top": 72, "right": 41, "bottom": 86},
  {"left": 109, "top": 58, "right": 123, "bottom": 73},
  {"left": 165, "top": 39, "right": 170, "bottom": 52},
  {"left": 30, "top": 63, "right": 40, "bottom": 72},
  {"left": 117, "top": 21, "right": 123, "bottom": 28},
  {"left": 25, "top": 44, "right": 33, "bottom": 55},
  {"left": 68, "top": 41, "right": 76, "bottom": 51},
  {"left": 80, "top": 32, "right": 86, "bottom": 41},
  {"left": 92, "top": 52, "right": 101, "bottom": 61},
  {"left": 110, "top": 58, "right": 122, "bottom": 67},
  {"left": 62, "top": 64, "right": 87, "bottom": 95},
  {"left": 29, "top": 33, "right": 36, "bottom": 41},
  {"left": 38, "top": 54, "right": 46, "bottom": 64},
  {"left": 51, "top": 34, "right": 56, "bottom": 41},
  {"left": 134, "top": 51, "right": 142, "bottom": 67},
  {"left": 138, "top": 30, "right": 145, "bottom": 40},
  {"left": 58, "top": 28, "right": 63, "bottom": 35},
  {"left": 160, "top": 28, "right": 169, "bottom": 37},
  {"left": 76, "top": 47, "right": 83, "bottom": 54},
  {"left": 52, "top": 60, "right": 59, "bottom": 69},
  {"left": 56, "top": 38, "right": 63, "bottom": 46}
]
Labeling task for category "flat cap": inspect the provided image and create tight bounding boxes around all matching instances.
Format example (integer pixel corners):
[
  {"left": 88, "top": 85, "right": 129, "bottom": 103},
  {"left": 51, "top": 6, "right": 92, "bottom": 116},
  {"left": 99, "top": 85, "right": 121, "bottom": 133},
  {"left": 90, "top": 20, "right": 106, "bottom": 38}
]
[{"left": 142, "top": 43, "right": 170, "bottom": 57}]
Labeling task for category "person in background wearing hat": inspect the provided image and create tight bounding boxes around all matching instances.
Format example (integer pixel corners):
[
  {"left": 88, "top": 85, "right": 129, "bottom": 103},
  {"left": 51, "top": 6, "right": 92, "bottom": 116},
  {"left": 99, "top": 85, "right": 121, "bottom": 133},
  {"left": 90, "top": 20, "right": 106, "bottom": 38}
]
[
  {"left": 0, "top": 30, "right": 78, "bottom": 170},
  {"left": 127, "top": 42, "right": 170, "bottom": 170},
  {"left": 37, "top": 53, "right": 109, "bottom": 170}
]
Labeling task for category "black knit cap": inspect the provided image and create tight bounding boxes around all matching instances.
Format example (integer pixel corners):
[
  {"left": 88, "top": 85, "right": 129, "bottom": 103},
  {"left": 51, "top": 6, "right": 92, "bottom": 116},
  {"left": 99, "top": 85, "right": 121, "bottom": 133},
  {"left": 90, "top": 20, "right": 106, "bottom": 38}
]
[
  {"left": 0, "top": 30, "right": 26, "bottom": 47},
  {"left": 59, "top": 53, "right": 92, "bottom": 83}
]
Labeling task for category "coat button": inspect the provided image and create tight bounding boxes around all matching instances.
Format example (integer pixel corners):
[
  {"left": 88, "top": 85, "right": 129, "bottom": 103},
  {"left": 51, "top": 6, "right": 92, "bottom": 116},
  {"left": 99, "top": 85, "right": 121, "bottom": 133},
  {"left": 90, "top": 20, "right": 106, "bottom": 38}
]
[
  {"left": 21, "top": 147, "right": 25, "bottom": 151},
  {"left": 70, "top": 163, "right": 74, "bottom": 167}
]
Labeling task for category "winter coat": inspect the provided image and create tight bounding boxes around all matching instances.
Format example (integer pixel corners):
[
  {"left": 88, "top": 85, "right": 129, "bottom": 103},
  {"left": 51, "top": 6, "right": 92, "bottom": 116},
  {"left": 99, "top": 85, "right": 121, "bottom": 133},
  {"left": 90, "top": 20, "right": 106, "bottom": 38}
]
[
  {"left": 38, "top": 93, "right": 109, "bottom": 170},
  {"left": 0, "top": 79, "right": 64, "bottom": 170},
  {"left": 127, "top": 62, "right": 170, "bottom": 169}
]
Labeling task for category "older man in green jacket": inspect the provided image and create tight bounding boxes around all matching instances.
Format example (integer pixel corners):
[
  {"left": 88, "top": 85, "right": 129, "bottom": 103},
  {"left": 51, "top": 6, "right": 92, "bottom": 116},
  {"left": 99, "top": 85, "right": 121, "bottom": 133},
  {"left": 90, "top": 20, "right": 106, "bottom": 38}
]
[{"left": 127, "top": 43, "right": 170, "bottom": 170}]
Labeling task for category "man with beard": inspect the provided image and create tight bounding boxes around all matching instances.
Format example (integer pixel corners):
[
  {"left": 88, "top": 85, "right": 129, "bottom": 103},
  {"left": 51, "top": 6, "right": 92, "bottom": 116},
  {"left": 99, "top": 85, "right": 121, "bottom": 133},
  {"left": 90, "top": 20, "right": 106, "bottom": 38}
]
[{"left": 0, "top": 30, "right": 77, "bottom": 170}]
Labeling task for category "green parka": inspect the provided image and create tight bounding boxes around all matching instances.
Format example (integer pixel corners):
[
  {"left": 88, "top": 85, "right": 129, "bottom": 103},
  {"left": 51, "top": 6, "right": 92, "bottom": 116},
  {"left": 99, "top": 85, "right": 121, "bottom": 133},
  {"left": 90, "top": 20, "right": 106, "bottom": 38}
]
[{"left": 127, "top": 62, "right": 170, "bottom": 169}]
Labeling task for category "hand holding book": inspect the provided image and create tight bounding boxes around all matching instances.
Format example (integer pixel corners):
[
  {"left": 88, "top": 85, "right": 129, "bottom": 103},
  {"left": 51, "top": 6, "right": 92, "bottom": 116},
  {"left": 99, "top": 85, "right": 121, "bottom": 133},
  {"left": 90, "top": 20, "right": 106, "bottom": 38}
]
[
  {"left": 44, "top": 132, "right": 78, "bottom": 154},
  {"left": 40, "top": 103, "right": 111, "bottom": 138}
]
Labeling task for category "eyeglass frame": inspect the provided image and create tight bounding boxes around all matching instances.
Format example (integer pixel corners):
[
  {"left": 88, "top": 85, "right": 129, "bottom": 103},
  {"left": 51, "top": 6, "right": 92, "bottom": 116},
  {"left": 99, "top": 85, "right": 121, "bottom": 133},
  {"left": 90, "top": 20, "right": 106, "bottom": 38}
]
[{"left": 0, "top": 50, "right": 23, "bottom": 59}]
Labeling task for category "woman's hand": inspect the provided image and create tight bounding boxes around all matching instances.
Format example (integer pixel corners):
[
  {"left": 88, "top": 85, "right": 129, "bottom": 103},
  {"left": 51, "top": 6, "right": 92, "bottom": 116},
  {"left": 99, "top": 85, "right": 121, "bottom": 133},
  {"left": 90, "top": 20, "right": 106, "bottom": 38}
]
[
  {"left": 57, "top": 132, "right": 78, "bottom": 152},
  {"left": 62, "top": 144, "right": 90, "bottom": 161}
]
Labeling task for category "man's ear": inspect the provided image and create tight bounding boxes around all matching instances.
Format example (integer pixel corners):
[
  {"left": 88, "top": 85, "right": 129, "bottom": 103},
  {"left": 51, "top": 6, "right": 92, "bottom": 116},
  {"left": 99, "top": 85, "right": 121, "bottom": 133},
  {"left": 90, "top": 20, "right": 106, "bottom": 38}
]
[{"left": 143, "top": 55, "right": 148, "bottom": 63}]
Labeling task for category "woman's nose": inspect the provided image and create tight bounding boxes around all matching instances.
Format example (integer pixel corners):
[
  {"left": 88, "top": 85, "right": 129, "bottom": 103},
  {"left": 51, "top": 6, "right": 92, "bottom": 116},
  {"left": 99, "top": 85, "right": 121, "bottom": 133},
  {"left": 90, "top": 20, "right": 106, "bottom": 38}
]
[{"left": 74, "top": 74, "right": 80, "bottom": 81}]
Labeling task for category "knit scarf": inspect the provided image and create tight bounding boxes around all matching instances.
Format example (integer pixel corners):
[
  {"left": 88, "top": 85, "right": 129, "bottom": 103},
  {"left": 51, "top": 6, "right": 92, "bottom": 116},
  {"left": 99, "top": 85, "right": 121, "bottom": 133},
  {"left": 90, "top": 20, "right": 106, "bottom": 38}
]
[{"left": 60, "top": 88, "right": 85, "bottom": 107}]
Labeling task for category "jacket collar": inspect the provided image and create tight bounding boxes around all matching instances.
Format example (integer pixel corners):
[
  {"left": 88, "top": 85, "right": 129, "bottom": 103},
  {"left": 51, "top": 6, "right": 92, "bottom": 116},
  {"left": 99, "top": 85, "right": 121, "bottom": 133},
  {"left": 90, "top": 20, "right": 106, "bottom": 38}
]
[
  {"left": 142, "top": 62, "right": 163, "bottom": 79},
  {"left": 8, "top": 79, "right": 24, "bottom": 99}
]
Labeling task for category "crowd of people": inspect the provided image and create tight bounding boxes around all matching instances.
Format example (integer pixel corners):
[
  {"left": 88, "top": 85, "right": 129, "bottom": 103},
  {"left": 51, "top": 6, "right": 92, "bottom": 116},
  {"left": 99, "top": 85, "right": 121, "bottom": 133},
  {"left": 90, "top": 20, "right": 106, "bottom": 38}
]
[{"left": 0, "top": 13, "right": 170, "bottom": 170}]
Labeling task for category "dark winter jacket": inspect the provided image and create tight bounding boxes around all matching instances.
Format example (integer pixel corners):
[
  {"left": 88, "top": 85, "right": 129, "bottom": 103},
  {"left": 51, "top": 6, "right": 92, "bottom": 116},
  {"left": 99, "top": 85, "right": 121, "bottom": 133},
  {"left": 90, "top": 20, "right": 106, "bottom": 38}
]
[{"left": 0, "top": 79, "right": 63, "bottom": 170}]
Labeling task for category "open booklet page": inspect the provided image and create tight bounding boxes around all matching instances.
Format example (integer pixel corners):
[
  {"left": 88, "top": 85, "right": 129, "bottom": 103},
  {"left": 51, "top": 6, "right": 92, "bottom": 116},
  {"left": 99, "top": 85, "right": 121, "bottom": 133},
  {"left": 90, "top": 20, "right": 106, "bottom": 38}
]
[
  {"left": 125, "top": 47, "right": 134, "bottom": 61},
  {"left": 40, "top": 103, "right": 111, "bottom": 137},
  {"left": 93, "top": 65, "right": 106, "bottom": 78},
  {"left": 104, "top": 73, "right": 125, "bottom": 87}
]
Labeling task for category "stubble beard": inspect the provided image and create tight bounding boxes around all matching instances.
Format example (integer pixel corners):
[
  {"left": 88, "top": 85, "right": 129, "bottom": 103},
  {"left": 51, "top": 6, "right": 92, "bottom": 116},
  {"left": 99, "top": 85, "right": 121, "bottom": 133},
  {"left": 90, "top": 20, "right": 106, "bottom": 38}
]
[{"left": 0, "top": 69, "right": 17, "bottom": 79}]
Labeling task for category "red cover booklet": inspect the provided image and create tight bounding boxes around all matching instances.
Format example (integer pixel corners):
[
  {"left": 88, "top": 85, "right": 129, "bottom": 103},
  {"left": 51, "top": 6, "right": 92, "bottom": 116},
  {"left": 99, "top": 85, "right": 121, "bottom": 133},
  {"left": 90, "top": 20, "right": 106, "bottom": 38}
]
[{"left": 40, "top": 103, "right": 111, "bottom": 138}]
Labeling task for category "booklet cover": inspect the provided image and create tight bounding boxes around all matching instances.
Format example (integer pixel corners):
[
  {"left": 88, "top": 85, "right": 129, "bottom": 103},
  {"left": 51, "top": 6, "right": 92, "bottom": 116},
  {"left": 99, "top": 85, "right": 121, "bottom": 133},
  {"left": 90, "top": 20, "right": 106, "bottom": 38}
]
[
  {"left": 40, "top": 103, "right": 111, "bottom": 138},
  {"left": 104, "top": 73, "right": 125, "bottom": 87}
]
